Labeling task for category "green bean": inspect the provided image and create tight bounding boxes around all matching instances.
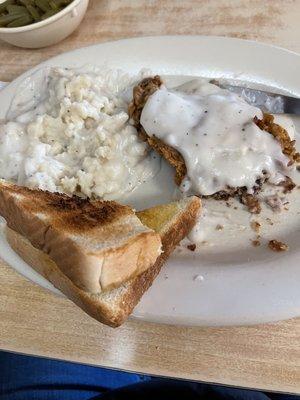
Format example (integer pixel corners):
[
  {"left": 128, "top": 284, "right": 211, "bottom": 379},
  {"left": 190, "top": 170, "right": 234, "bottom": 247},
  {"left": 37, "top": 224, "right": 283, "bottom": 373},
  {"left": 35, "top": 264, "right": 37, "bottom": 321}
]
[
  {"left": 26, "top": 4, "right": 40, "bottom": 20},
  {"left": 7, "top": 13, "right": 32, "bottom": 26},
  {"left": 50, "top": 0, "right": 71, "bottom": 8},
  {"left": 0, "top": 0, "right": 14, "bottom": 14},
  {"left": 0, "top": 13, "right": 22, "bottom": 26},
  {"left": 41, "top": 8, "right": 57, "bottom": 19},
  {"left": 7, "top": 4, "right": 28, "bottom": 14},
  {"left": 19, "top": 0, "right": 35, "bottom": 5},
  {"left": 0, "top": 0, "right": 74, "bottom": 28},
  {"left": 35, "top": 0, "right": 51, "bottom": 12},
  {"left": 48, "top": 0, "right": 59, "bottom": 10}
]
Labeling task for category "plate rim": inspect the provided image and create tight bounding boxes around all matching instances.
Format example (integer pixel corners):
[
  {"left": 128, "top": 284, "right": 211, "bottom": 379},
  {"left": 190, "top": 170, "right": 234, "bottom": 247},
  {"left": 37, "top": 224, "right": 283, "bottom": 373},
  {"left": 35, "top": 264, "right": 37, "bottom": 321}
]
[{"left": 1, "top": 35, "right": 300, "bottom": 327}]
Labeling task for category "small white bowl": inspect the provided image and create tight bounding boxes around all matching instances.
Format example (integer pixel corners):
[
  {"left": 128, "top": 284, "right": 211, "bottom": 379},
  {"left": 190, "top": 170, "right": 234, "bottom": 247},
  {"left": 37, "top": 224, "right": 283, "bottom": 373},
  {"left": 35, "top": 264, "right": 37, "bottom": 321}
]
[{"left": 0, "top": 0, "right": 89, "bottom": 49}]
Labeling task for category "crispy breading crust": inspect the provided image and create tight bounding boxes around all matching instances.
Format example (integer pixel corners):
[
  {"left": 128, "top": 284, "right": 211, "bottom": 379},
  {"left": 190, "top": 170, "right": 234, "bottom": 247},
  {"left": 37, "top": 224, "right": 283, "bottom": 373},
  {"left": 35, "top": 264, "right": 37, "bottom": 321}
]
[
  {"left": 129, "top": 76, "right": 187, "bottom": 185},
  {"left": 129, "top": 76, "right": 299, "bottom": 212},
  {"left": 268, "top": 239, "right": 289, "bottom": 252},
  {"left": 254, "top": 114, "right": 300, "bottom": 164}
]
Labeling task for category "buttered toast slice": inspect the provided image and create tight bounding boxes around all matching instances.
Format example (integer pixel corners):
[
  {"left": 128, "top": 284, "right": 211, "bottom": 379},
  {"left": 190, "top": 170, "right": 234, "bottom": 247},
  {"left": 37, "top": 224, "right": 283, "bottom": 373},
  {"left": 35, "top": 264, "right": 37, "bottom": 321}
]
[
  {"left": 0, "top": 180, "right": 161, "bottom": 293},
  {"left": 7, "top": 196, "right": 201, "bottom": 327}
]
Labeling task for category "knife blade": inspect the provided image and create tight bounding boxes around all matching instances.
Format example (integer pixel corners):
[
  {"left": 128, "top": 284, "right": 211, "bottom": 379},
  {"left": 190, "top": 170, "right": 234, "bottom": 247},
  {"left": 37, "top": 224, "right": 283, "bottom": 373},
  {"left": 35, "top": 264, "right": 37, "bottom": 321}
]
[{"left": 214, "top": 82, "right": 300, "bottom": 115}]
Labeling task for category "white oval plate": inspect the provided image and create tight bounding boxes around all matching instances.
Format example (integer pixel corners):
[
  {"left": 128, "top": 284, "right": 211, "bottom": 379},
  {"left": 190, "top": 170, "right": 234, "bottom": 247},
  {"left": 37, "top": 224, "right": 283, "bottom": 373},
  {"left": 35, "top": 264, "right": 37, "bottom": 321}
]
[{"left": 1, "top": 36, "right": 300, "bottom": 326}]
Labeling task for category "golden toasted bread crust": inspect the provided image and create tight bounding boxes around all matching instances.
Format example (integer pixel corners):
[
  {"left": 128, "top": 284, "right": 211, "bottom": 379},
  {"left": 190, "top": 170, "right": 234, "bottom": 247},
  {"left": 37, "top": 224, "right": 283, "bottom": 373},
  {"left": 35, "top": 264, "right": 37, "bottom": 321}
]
[
  {"left": 0, "top": 180, "right": 162, "bottom": 294},
  {"left": 114, "top": 197, "right": 201, "bottom": 325},
  {"left": 6, "top": 227, "right": 119, "bottom": 327},
  {"left": 6, "top": 197, "right": 201, "bottom": 327},
  {"left": 0, "top": 181, "right": 132, "bottom": 233}
]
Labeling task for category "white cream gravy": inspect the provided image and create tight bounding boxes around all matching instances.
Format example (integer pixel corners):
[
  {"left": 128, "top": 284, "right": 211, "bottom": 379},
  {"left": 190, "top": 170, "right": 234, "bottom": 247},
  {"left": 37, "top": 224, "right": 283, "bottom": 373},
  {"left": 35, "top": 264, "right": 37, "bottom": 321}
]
[{"left": 140, "top": 79, "right": 292, "bottom": 196}]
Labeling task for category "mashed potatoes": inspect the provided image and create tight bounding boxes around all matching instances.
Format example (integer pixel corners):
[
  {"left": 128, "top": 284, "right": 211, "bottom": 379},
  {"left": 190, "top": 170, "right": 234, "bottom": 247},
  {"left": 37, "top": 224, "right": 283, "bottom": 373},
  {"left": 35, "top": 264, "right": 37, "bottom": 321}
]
[{"left": 0, "top": 67, "right": 159, "bottom": 199}]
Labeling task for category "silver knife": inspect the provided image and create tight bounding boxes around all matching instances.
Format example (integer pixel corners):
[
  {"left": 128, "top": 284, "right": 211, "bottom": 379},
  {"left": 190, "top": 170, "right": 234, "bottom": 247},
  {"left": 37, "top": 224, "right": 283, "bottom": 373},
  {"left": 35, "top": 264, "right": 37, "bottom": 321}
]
[{"left": 213, "top": 82, "right": 300, "bottom": 115}]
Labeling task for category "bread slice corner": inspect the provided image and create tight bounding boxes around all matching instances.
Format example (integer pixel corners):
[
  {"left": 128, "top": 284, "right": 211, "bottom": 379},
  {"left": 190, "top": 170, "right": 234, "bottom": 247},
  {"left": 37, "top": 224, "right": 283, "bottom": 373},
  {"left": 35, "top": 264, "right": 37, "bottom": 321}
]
[
  {"left": 6, "top": 196, "right": 201, "bottom": 327},
  {"left": 0, "top": 180, "right": 161, "bottom": 293}
]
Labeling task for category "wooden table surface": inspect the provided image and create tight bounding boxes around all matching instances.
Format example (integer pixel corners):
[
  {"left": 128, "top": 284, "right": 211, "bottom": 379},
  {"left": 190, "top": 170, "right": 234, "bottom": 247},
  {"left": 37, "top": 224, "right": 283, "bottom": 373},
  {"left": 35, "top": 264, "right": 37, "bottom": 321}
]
[{"left": 1, "top": 0, "right": 300, "bottom": 394}]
